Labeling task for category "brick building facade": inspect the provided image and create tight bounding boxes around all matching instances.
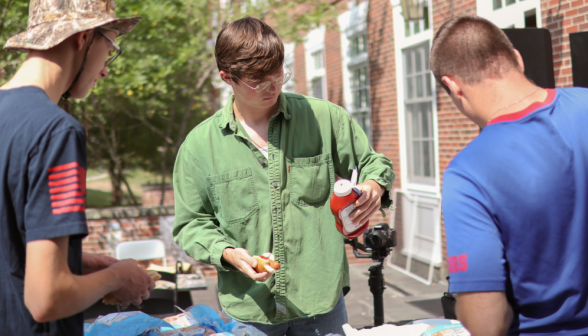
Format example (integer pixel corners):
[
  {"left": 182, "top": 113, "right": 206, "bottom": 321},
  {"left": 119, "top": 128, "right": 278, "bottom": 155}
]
[{"left": 286, "top": 0, "right": 588, "bottom": 282}]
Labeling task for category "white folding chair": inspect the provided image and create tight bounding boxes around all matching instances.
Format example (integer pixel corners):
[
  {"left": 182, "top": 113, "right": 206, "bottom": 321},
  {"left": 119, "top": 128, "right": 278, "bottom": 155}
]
[{"left": 115, "top": 239, "right": 167, "bottom": 267}]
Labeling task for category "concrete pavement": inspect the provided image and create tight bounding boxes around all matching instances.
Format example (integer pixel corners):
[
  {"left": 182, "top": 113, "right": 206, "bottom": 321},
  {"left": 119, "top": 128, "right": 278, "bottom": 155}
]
[{"left": 191, "top": 261, "right": 449, "bottom": 328}]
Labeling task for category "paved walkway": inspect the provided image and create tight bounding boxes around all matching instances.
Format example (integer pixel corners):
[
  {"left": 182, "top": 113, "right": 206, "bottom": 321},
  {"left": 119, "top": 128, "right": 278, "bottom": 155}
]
[{"left": 190, "top": 262, "right": 449, "bottom": 328}]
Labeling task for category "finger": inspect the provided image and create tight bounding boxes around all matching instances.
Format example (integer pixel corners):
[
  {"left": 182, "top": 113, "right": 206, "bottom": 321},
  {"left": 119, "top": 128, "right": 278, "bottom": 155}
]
[
  {"left": 141, "top": 291, "right": 151, "bottom": 301},
  {"left": 131, "top": 298, "right": 142, "bottom": 306},
  {"left": 350, "top": 196, "right": 373, "bottom": 220},
  {"left": 354, "top": 201, "right": 380, "bottom": 225},
  {"left": 354, "top": 189, "right": 370, "bottom": 207},
  {"left": 148, "top": 280, "right": 156, "bottom": 291},
  {"left": 238, "top": 260, "right": 258, "bottom": 278},
  {"left": 251, "top": 272, "right": 269, "bottom": 281}
]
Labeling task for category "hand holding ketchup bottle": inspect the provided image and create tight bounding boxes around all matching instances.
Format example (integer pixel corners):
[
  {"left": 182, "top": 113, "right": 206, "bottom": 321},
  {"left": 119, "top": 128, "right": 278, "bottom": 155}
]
[{"left": 330, "top": 167, "right": 369, "bottom": 239}]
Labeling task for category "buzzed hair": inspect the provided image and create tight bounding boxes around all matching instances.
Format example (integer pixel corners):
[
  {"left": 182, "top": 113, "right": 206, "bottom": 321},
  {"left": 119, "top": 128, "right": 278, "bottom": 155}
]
[
  {"left": 430, "top": 15, "right": 521, "bottom": 93},
  {"left": 215, "top": 17, "right": 284, "bottom": 83}
]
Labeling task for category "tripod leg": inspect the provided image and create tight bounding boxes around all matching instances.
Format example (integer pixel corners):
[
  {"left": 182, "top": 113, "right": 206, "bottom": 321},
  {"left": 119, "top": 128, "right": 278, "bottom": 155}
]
[{"left": 368, "top": 265, "right": 385, "bottom": 326}]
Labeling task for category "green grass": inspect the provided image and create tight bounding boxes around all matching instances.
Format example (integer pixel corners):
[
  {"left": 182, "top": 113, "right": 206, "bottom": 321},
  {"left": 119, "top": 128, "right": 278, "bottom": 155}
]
[
  {"left": 85, "top": 169, "right": 171, "bottom": 208},
  {"left": 86, "top": 189, "right": 113, "bottom": 208}
]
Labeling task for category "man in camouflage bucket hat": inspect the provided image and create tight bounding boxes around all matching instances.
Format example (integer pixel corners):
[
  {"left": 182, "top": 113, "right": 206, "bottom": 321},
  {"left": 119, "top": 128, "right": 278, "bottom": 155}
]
[{"left": 0, "top": 1, "right": 154, "bottom": 335}]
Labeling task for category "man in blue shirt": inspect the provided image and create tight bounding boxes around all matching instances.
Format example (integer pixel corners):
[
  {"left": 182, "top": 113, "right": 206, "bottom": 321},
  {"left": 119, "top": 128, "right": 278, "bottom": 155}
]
[
  {"left": 0, "top": 1, "right": 154, "bottom": 335},
  {"left": 431, "top": 16, "right": 588, "bottom": 335}
]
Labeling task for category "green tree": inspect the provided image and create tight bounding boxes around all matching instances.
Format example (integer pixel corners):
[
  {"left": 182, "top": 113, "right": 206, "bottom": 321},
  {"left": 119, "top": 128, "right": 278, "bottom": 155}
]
[{"left": 1, "top": 0, "right": 338, "bottom": 206}]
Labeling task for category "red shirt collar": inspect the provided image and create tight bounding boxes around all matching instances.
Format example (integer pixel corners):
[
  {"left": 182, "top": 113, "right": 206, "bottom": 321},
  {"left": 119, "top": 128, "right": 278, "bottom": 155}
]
[{"left": 487, "top": 89, "right": 557, "bottom": 126}]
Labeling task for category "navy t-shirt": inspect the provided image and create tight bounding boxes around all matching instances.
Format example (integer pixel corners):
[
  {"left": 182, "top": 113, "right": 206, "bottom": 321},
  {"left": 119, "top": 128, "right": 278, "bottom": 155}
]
[
  {"left": 443, "top": 88, "right": 588, "bottom": 335},
  {"left": 0, "top": 87, "right": 89, "bottom": 335}
]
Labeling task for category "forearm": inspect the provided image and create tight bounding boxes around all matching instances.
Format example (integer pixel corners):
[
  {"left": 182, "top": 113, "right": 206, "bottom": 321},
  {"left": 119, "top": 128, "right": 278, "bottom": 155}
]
[
  {"left": 26, "top": 267, "right": 122, "bottom": 322},
  {"left": 456, "top": 292, "right": 513, "bottom": 336},
  {"left": 25, "top": 238, "right": 122, "bottom": 322}
]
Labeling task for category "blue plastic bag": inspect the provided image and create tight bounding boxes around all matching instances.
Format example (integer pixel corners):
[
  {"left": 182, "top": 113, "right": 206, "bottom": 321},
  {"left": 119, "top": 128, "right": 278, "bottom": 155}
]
[{"left": 84, "top": 312, "right": 173, "bottom": 336}]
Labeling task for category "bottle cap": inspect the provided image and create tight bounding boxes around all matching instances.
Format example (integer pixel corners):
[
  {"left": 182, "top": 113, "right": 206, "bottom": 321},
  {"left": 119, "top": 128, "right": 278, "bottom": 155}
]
[{"left": 334, "top": 180, "right": 352, "bottom": 197}]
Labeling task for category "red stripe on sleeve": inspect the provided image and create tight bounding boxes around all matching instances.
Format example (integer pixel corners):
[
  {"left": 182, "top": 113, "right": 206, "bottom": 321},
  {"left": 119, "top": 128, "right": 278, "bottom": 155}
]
[
  {"left": 50, "top": 191, "right": 85, "bottom": 201},
  {"left": 49, "top": 183, "right": 81, "bottom": 194},
  {"left": 51, "top": 197, "right": 85, "bottom": 208},
  {"left": 48, "top": 169, "right": 78, "bottom": 180},
  {"left": 48, "top": 162, "right": 80, "bottom": 173},
  {"left": 48, "top": 175, "right": 81, "bottom": 187},
  {"left": 52, "top": 205, "right": 85, "bottom": 215}
]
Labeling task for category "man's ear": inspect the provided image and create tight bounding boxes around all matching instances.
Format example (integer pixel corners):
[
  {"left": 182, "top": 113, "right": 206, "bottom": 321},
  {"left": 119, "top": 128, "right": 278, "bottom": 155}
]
[
  {"left": 219, "top": 70, "right": 234, "bottom": 85},
  {"left": 441, "top": 75, "right": 462, "bottom": 99},
  {"left": 513, "top": 49, "right": 525, "bottom": 73},
  {"left": 71, "top": 30, "right": 93, "bottom": 51}
]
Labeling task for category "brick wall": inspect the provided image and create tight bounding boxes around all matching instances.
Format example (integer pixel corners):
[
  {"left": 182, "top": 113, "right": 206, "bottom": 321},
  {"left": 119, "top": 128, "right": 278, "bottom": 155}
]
[
  {"left": 325, "top": 1, "right": 348, "bottom": 107},
  {"left": 294, "top": 43, "right": 308, "bottom": 95},
  {"left": 542, "top": 0, "right": 588, "bottom": 88},
  {"left": 432, "top": 0, "right": 478, "bottom": 276},
  {"left": 367, "top": 0, "right": 399, "bottom": 228},
  {"left": 84, "top": 217, "right": 162, "bottom": 256},
  {"left": 141, "top": 184, "right": 174, "bottom": 207}
]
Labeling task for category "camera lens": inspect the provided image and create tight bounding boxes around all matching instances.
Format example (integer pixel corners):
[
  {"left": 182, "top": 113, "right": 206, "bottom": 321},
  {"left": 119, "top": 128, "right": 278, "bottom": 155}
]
[{"left": 365, "top": 230, "right": 388, "bottom": 249}]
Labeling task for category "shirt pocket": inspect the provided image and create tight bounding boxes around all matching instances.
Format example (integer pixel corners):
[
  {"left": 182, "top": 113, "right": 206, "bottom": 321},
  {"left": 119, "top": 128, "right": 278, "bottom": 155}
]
[
  {"left": 288, "top": 153, "right": 334, "bottom": 206},
  {"left": 207, "top": 167, "right": 259, "bottom": 224}
]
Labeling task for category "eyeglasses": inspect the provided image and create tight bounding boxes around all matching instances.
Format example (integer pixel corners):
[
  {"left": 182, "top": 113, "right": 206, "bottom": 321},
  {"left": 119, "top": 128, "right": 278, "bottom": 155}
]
[
  {"left": 234, "top": 63, "right": 292, "bottom": 93},
  {"left": 97, "top": 30, "right": 123, "bottom": 67}
]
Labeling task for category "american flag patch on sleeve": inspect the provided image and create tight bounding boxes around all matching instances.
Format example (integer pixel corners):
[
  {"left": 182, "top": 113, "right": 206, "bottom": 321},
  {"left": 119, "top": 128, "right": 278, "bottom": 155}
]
[{"left": 47, "top": 162, "right": 86, "bottom": 215}]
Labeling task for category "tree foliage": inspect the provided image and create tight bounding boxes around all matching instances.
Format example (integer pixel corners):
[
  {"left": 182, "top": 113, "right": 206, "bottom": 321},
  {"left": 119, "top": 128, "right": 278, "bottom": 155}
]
[{"left": 1, "top": 0, "right": 337, "bottom": 206}]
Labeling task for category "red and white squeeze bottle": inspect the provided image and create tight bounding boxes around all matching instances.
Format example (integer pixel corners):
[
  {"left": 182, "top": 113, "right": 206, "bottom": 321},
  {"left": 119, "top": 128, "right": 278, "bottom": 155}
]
[{"left": 330, "top": 167, "right": 368, "bottom": 239}]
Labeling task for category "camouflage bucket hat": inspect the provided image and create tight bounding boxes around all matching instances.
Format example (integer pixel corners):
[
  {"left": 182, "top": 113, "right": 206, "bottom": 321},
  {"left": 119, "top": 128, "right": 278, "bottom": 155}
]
[{"left": 4, "top": 0, "right": 142, "bottom": 52}]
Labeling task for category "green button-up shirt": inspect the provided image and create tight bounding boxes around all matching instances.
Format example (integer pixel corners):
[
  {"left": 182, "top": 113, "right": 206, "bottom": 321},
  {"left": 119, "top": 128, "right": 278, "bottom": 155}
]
[{"left": 173, "top": 92, "right": 394, "bottom": 324}]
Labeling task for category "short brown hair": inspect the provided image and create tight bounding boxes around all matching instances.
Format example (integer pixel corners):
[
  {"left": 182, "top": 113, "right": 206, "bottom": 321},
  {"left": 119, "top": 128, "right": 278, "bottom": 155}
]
[
  {"left": 430, "top": 15, "right": 521, "bottom": 93},
  {"left": 215, "top": 17, "right": 284, "bottom": 83}
]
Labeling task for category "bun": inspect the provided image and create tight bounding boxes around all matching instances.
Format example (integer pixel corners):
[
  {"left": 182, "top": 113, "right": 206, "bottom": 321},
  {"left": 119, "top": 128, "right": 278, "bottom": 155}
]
[
  {"left": 102, "top": 269, "right": 161, "bottom": 305},
  {"left": 253, "top": 255, "right": 281, "bottom": 274}
]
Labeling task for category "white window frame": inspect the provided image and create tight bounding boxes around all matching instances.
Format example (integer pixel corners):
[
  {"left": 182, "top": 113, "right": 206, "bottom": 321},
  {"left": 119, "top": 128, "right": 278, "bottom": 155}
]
[
  {"left": 283, "top": 42, "right": 296, "bottom": 93},
  {"left": 392, "top": 0, "right": 439, "bottom": 196},
  {"left": 477, "top": 0, "right": 542, "bottom": 28},
  {"left": 339, "top": 0, "right": 372, "bottom": 143},
  {"left": 305, "top": 26, "right": 327, "bottom": 100},
  {"left": 391, "top": 0, "right": 442, "bottom": 270}
]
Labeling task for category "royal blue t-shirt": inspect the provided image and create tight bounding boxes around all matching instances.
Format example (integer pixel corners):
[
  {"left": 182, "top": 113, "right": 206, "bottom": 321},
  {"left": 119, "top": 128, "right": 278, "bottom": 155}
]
[
  {"left": 0, "top": 87, "right": 88, "bottom": 335},
  {"left": 443, "top": 88, "right": 588, "bottom": 335}
]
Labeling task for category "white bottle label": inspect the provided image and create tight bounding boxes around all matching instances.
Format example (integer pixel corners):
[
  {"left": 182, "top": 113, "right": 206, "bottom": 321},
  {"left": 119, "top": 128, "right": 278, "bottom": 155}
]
[{"left": 339, "top": 203, "right": 361, "bottom": 233}]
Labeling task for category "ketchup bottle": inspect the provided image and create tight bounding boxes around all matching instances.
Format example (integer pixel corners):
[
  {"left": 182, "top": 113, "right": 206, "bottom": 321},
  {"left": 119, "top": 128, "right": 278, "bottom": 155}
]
[{"left": 330, "top": 167, "right": 368, "bottom": 239}]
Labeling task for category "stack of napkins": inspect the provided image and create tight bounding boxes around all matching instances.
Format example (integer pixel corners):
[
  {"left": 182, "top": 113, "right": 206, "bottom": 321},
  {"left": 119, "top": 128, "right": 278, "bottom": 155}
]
[{"left": 342, "top": 323, "right": 430, "bottom": 336}]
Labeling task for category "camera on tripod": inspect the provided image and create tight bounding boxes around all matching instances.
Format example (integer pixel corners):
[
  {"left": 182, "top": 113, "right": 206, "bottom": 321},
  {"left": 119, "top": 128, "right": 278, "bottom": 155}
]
[
  {"left": 345, "top": 223, "right": 397, "bottom": 327},
  {"left": 345, "top": 223, "right": 397, "bottom": 262}
]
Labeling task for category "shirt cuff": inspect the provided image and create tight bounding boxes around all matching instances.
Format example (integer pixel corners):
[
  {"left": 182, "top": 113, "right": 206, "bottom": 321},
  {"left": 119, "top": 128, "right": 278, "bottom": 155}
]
[
  {"left": 211, "top": 241, "right": 236, "bottom": 272},
  {"left": 365, "top": 176, "right": 393, "bottom": 210},
  {"left": 449, "top": 279, "right": 506, "bottom": 293}
]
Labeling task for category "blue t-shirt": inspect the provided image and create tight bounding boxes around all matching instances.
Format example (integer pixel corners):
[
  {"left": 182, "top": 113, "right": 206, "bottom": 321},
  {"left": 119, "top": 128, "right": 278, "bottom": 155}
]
[
  {"left": 0, "top": 87, "right": 88, "bottom": 335},
  {"left": 443, "top": 88, "right": 588, "bottom": 335}
]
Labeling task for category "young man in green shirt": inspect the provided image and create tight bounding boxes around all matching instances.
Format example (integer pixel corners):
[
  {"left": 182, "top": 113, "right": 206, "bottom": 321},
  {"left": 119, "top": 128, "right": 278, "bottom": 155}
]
[{"left": 173, "top": 17, "right": 394, "bottom": 334}]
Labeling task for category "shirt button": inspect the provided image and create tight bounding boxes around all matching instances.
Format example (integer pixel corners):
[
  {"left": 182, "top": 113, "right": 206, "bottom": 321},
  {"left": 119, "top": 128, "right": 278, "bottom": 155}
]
[
  {"left": 259, "top": 158, "right": 265, "bottom": 164},
  {"left": 272, "top": 181, "right": 278, "bottom": 188}
]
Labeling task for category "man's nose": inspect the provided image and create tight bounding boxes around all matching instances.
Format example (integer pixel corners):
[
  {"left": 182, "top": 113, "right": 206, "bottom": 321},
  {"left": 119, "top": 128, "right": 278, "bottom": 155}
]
[
  {"left": 267, "top": 81, "right": 279, "bottom": 93},
  {"left": 100, "top": 66, "right": 109, "bottom": 78}
]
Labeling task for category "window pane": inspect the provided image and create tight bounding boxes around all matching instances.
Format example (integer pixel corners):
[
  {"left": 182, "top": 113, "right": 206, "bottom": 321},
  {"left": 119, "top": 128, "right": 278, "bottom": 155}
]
[
  {"left": 411, "top": 107, "right": 420, "bottom": 137},
  {"left": 416, "top": 75, "right": 423, "bottom": 98},
  {"left": 413, "top": 20, "right": 420, "bottom": 34},
  {"left": 407, "top": 77, "right": 414, "bottom": 99},
  {"left": 423, "top": 6, "right": 430, "bottom": 30},
  {"left": 312, "top": 78, "right": 323, "bottom": 99},
  {"left": 505, "top": 0, "right": 515, "bottom": 5},
  {"left": 405, "top": 19, "right": 411, "bottom": 37},
  {"left": 493, "top": 0, "right": 502, "bottom": 10},
  {"left": 362, "top": 35, "right": 367, "bottom": 52},
  {"left": 406, "top": 52, "right": 413, "bottom": 75},
  {"left": 364, "top": 88, "right": 369, "bottom": 108},
  {"left": 425, "top": 46, "right": 430, "bottom": 71},
  {"left": 421, "top": 103, "right": 430, "bottom": 137},
  {"left": 415, "top": 49, "right": 422, "bottom": 73},
  {"left": 423, "top": 141, "right": 431, "bottom": 177},
  {"left": 426, "top": 73, "right": 432, "bottom": 97},
  {"left": 413, "top": 141, "right": 422, "bottom": 176}
]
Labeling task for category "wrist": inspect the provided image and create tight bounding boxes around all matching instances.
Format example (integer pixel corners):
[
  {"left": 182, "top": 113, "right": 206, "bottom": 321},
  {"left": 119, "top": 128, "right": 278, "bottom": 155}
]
[{"left": 222, "top": 248, "right": 235, "bottom": 265}]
